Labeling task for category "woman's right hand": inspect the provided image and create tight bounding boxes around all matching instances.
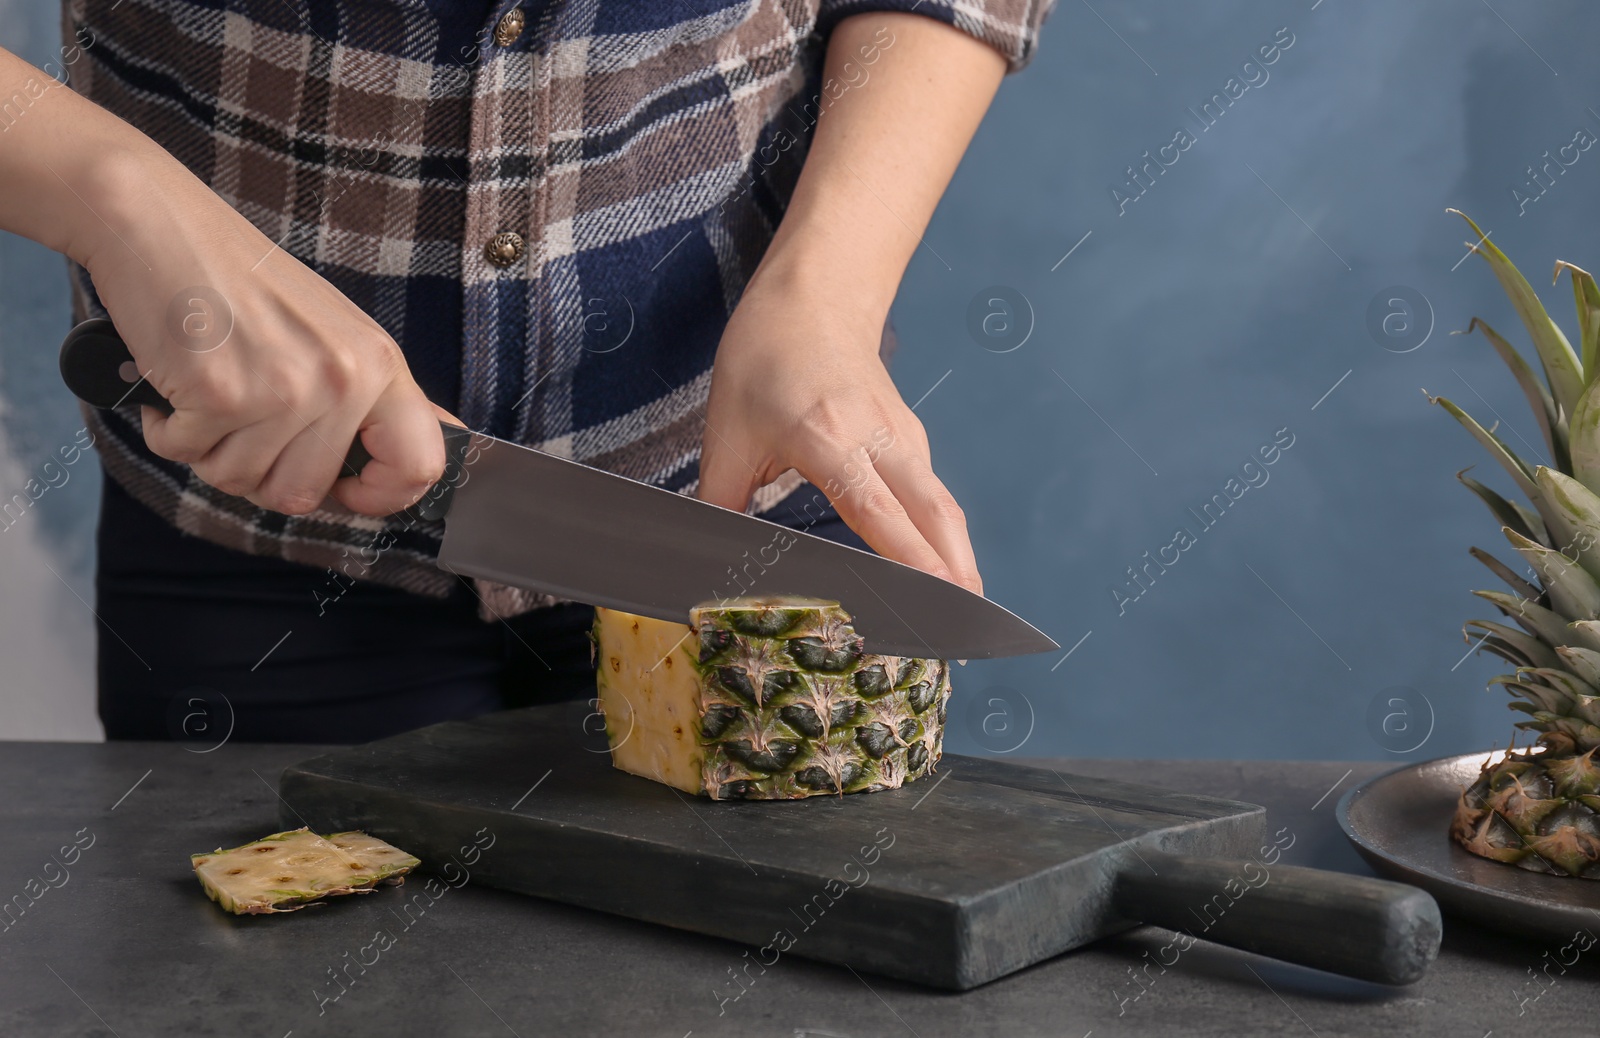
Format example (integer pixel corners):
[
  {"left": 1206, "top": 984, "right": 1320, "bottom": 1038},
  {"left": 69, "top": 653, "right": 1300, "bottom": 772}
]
[
  {"left": 0, "top": 45, "right": 443, "bottom": 517},
  {"left": 79, "top": 152, "right": 447, "bottom": 517}
]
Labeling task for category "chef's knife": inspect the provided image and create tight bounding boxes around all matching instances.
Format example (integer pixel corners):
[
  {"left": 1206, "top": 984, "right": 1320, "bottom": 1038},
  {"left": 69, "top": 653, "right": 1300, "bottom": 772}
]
[{"left": 60, "top": 318, "right": 1058, "bottom": 659}]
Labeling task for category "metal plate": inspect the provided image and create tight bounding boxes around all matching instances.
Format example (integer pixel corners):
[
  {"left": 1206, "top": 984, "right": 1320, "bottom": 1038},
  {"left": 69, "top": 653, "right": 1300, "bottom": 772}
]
[{"left": 1337, "top": 752, "right": 1600, "bottom": 942}]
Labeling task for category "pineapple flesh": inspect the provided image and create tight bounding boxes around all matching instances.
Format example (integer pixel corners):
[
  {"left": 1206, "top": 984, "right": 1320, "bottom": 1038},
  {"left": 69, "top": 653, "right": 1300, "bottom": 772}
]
[
  {"left": 191, "top": 828, "right": 420, "bottom": 914},
  {"left": 1435, "top": 210, "right": 1600, "bottom": 878},
  {"left": 593, "top": 597, "right": 950, "bottom": 799}
]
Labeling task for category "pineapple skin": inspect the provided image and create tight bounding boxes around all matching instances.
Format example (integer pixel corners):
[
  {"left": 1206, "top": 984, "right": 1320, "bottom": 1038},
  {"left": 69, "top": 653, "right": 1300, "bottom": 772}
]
[
  {"left": 592, "top": 598, "right": 950, "bottom": 800},
  {"left": 190, "top": 828, "right": 419, "bottom": 914},
  {"left": 1452, "top": 749, "right": 1600, "bottom": 878}
]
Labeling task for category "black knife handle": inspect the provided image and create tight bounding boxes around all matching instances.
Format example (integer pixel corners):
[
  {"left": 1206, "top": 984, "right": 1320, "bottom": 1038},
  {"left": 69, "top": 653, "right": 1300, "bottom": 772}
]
[
  {"left": 1113, "top": 852, "right": 1441, "bottom": 985},
  {"left": 60, "top": 317, "right": 473, "bottom": 521}
]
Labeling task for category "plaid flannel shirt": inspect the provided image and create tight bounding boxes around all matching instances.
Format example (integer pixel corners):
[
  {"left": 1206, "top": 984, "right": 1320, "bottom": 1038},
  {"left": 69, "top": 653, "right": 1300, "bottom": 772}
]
[{"left": 62, "top": 0, "right": 1052, "bottom": 618}]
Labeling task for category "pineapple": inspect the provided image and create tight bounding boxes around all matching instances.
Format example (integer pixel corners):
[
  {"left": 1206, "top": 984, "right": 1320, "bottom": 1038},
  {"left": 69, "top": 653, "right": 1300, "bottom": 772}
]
[
  {"left": 592, "top": 597, "right": 950, "bottom": 799},
  {"left": 1432, "top": 210, "right": 1600, "bottom": 878},
  {"left": 191, "top": 828, "right": 420, "bottom": 914}
]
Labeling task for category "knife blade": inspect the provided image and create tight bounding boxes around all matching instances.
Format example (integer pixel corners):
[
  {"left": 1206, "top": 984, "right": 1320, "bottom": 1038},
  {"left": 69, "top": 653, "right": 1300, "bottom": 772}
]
[{"left": 61, "top": 318, "right": 1058, "bottom": 658}]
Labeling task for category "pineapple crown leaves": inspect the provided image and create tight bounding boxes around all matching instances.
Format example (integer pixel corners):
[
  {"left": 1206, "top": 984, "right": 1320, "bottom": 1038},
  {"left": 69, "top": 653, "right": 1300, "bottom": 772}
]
[
  {"left": 1554, "top": 644, "right": 1600, "bottom": 685},
  {"left": 1434, "top": 210, "right": 1600, "bottom": 754},
  {"left": 1468, "top": 547, "right": 1541, "bottom": 601},
  {"left": 1503, "top": 526, "right": 1600, "bottom": 618},
  {"left": 1458, "top": 469, "right": 1548, "bottom": 544},
  {"left": 1444, "top": 209, "right": 1585, "bottom": 417},
  {"left": 1456, "top": 319, "right": 1569, "bottom": 471},
  {"left": 1463, "top": 618, "right": 1561, "bottom": 671}
]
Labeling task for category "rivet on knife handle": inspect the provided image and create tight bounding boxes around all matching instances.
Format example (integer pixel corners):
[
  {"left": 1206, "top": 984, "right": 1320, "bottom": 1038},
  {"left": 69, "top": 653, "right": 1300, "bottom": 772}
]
[{"left": 59, "top": 317, "right": 472, "bottom": 522}]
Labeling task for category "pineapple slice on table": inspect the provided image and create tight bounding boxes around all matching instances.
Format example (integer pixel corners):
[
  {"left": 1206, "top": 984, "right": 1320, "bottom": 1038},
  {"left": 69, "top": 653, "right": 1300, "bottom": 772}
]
[
  {"left": 1433, "top": 210, "right": 1600, "bottom": 877},
  {"left": 593, "top": 597, "right": 950, "bottom": 800},
  {"left": 191, "top": 828, "right": 420, "bottom": 914}
]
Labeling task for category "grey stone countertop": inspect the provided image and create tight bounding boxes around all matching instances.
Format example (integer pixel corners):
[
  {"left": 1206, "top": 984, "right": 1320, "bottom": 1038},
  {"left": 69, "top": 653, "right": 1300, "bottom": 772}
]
[{"left": 0, "top": 741, "right": 1593, "bottom": 1037}]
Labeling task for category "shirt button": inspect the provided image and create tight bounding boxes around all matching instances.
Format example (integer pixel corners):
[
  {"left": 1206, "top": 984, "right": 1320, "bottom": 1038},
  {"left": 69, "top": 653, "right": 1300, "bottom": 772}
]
[
  {"left": 485, "top": 232, "right": 525, "bottom": 268},
  {"left": 493, "top": 7, "right": 525, "bottom": 47}
]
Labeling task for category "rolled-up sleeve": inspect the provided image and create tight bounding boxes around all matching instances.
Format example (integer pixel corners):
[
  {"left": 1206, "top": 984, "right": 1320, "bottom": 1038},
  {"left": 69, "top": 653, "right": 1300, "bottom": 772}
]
[{"left": 816, "top": 0, "right": 1056, "bottom": 72}]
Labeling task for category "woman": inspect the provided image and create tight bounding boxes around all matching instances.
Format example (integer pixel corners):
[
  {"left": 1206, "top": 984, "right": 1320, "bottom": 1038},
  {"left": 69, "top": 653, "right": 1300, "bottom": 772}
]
[{"left": 0, "top": 0, "right": 1050, "bottom": 741}]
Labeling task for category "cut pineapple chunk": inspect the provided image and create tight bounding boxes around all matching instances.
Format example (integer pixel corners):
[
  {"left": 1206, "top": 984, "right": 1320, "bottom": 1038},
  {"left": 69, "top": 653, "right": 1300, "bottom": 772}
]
[{"left": 593, "top": 597, "right": 950, "bottom": 800}]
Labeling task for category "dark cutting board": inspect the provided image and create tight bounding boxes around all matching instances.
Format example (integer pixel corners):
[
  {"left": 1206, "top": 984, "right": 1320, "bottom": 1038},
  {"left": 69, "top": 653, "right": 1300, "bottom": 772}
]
[{"left": 278, "top": 703, "right": 1435, "bottom": 990}]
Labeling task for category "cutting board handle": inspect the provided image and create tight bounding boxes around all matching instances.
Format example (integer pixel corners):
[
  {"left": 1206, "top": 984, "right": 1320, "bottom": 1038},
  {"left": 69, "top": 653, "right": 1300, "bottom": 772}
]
[
  {"left": 1113, "top": 852, "right": 1441, "bottom": 985},
  {"left": 59, "top": 317, "right": 474, "bottom": 520}
]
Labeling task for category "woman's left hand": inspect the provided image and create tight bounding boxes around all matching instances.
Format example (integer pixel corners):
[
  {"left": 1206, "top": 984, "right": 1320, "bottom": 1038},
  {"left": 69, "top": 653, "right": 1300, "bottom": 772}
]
[
  {"left": 697, "top": 269, "right": 983, "bottom": 596},
  {"left": 696, "top": 11, "right": 1005, "bottom": 599}
]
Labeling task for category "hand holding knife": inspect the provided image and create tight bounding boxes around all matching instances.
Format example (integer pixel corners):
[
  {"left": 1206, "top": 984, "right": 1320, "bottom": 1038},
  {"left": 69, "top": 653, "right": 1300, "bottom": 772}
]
[{"left": 62, "top": 318, "right": 1057, "bottom": 659}]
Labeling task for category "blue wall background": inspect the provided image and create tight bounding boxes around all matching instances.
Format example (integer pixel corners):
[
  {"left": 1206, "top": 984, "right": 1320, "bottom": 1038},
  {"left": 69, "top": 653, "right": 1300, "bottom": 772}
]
[
  {"left": 0, "top": 0, "right": 101, "bottom": 739},
  {"left": 896, "top": 0, "right": 1600, "bottom": 763},
  {"left": 4, "top": 0, "right": 1599, "bottom": 760}
]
